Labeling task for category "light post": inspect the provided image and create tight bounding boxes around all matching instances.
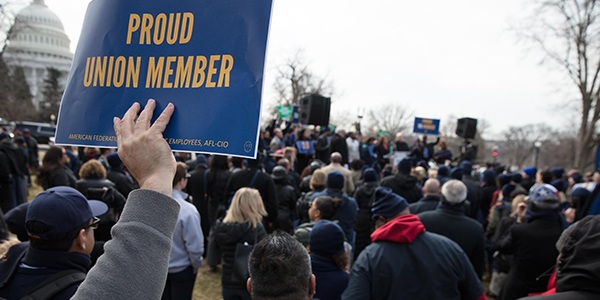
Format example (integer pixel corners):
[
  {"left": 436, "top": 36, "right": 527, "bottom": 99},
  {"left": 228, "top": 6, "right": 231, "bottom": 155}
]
[
  {"left": 534, "top": 141, "right": 542, "bottom": 168},
  {"left": 50, "top": 114, "right": 56, "bottom": 125},
  {"left": 356, "top": 107, "right": 364, "bottom": 134}
]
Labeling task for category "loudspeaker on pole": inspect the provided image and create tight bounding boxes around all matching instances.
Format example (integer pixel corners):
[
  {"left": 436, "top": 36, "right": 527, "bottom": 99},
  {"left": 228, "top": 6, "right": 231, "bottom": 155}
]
[
  {"left": 299, "top": 94, "right": 331, "bottom": 126},
  {"left": 456, "top": 117, "right": 477, "bottom": 139}
]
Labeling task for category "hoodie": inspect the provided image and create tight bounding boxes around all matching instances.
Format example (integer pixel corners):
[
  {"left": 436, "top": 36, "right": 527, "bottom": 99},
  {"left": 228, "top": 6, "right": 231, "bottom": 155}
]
[
  {"left": 343, "top": 214, "right": 486, "bottom": 300},
  {"left": 380, "top": 173, "right": 422, "bottom": 204}
]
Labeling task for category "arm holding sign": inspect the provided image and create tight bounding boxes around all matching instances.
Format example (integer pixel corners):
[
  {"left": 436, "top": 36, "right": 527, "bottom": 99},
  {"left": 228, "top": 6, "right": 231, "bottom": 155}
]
[{"left": 73, "top": 100, "right": 181, "bottom": 299}]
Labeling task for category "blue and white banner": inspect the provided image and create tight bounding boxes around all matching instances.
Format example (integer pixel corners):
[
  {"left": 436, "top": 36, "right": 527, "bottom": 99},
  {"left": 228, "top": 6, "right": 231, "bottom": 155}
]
[
  {"left": 55, "top": 0, "right": 273, "bottom": 158},
  {"left": 413, "top": 117, "right": 440, "bottom": 135}
]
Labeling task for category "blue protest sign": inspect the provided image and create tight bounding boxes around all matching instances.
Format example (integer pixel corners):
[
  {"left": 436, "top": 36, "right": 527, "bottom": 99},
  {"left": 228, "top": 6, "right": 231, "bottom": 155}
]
[
  {"left": 55, "top": 0, "right": 272, "bottom": 158},
  {"left": 296, "top": 140, "right": 314, "bottom": 155},
  {"left": 413, "top": 117, "right": 440, "bottom": 135}
]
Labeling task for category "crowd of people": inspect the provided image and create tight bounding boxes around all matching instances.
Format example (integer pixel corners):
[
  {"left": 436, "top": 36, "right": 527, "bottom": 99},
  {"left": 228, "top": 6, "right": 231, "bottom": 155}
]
[{"left": 1, "top": 108, "right": 600, "bottom": 299}]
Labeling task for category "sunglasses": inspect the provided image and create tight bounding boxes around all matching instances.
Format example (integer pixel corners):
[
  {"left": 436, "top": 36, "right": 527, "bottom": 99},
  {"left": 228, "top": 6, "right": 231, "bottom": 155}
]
[{"left": 84, "top": 217, "right": 101, "bottom": 230}]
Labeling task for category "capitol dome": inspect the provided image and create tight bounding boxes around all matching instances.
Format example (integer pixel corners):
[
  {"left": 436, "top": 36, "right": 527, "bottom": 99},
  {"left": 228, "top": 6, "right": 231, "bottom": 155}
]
[{"left": 2, "top": 0, "right": 73, "bottom": 111}]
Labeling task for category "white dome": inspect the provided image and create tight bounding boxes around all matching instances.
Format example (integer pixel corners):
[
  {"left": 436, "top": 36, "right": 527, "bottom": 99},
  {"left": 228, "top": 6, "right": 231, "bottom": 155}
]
[{"left": 4, "top": 0, "right": 72, "bottom": 60}]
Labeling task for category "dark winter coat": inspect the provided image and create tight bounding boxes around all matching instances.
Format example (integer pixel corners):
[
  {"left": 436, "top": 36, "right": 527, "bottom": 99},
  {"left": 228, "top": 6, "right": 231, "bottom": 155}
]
[
  {"left": 330, "top": 134, "right": 349, "bottom": 165},
  {"left": 0, "top": 243, "right": 89, "bottom": 300},
  {"left": 311, "top": 253, "right": 349, "bottom": 300},
  {"left": 186, "top": 165, "right": 210, "bottom": 254},
  {"left": 498, "top": 218, "right": 563, "bottom": 300},
  {"left": 409, "top": 194, "right": 441, "bottom": 215},
  {"left": 518, "top": 215, "right": 600, "bottom": 300},
  {"left": 352, "top": 182, "right": 378, "bottom": 259},
  {"left": 41, "top": 166, "right": 77, "bottom": 190},
  {"left": 207, "top": 221, "right": 267, "bottom": 288},
  {"left": 342, "top": 214, "right": 485, "bottom": 300},
  {"left": 225, "top": 168, "right": 278, "bottom": 229},
  {"left": 418, "top": 204, "right": 485, "bottom": 278},
  {"left": 107, "top": 168, "right": 137, "bottom": 197},
  {"left": 274, "top": 179, "right": 297, "bottom": 233},
  {"left": 462, "top": 175, "right": 483, "bottom": 221},
  {"left": 380, "top": 173, "right": 422, "bottom": 204},
  {"left": 206, "top": 168, "right": 231, "bottom": 225}
]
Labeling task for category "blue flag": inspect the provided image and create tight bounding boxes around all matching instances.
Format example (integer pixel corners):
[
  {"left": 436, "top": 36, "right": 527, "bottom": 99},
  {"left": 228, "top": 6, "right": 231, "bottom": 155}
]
[{"left": 55, "top": 0, "right": 273, "bottom": 158}]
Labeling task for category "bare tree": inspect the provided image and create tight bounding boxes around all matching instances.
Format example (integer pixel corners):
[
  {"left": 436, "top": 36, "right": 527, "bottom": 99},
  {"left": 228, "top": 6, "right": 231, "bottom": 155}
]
[
  {"left": 520, "top": 0, "right": 600, "bottom": 170},
  {"left": 501, "top": 124, "right": 552, "bottom": 169},
  {"left": 272, "top": 49, "right": 334, "bottom": 108},
  {"left": 365, "top": 103, "right": 413, "bottom": 139}
]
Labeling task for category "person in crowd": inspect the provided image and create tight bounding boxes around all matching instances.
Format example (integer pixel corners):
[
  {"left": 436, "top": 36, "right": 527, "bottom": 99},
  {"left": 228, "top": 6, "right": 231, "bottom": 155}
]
[
  {"left": 186, "top": 154, "right": 210, "bottom": 256},
  {"left": 352, "top": 168, "right": 378, "bottom": 260},
  {"left": 248, "top": 231, "right": 316, "bottom": 300},
  {"left": 521, "top": 167, "right": 537, "bottom": 192},
  {"left": 294, "top": 195, "right": 340, "bottom": 248},
  {"left": 22, "top": 128, "right": 39, "bottom": 170},
  {"left": 330, "top": 129, "right": 349, "bottom": 166},
  {"left": 309, "top": 220, "right": 349, "bottom": 300},
  {"left": 299, "top": 161, "right": 322, "bottom": 193},
  {"left": 436, "top": 165, "right": 451, "bottom": 186},
  {"left": 37, "top": 146, "right": 77, "bottom": 190},
  {"left": 310, "top": 171, "right": 358, "bottom": 245},
  {"left": 497, "top": 184, "right": 565, "bottom": 300},
  {"left": 537, "top": 169, "right": 554, "bottom": 184},
  {"left": 458, "top": 160, "right": 483, "bottom": 221},
  {"left": 418, "top": 179, "right": 485, "bottom": 278},
  {"left": 519, "top": 215, "right": 600, "bottom": 300},
  {"left": 346, "top": 131, "right": 361, "bottom": 164},
  {"left": 208, "top": 188, "right": 268, "bottom": 300},
  {"left": 0, "top": 186, "right": 108, "bottom": 299},
  {"left": 271, "top": 165, "right": 297, "bottom": 233},
  {"left": 481, "top": 169, "right": 498, "bottom": 226},
  {"left": 0, "top": 132, "right": 28, "bottom": 210},
  {"left": 96, "top": 148, "right": 113, "bottom": 170},
  {"left": 64, "top": 146, "right": 82, "bottom": 179},
  {"left": 394, "top": 132, "right": 409, "bottom": 152},
  {"left": 75, "top": 159, "right": 126, "bottom": 242},
  {"left": 277, "top": 157, "right": 301, "bottom": 197},
  {"left": 162, "top": 162, "right": 203, "bottom": 300},
  {"left": 360, "top": 137, "right": 377, "bottom": 169},
  {"left": 295, "top": 128, "right": 315, "bottom": 173},
  {"left": 224, "top": 158, "right": 278, "bottom": 232},
  {"left": 321, "top": 152, "right": 355, "bottom": 196},
  {"left": 315, "top": 127, "right": 332, "bottom": 165},
  {"left": 487, "top": 184, "right": 520, "bottom": 237},
  {"left": 433, "top": 140, "right": 453, "bottom": 164},
  {"left": 270, "top": 128, "right": 285, "bottom": 153},
  {"left": 205, "top": 155, "right": 231, "bottom": 226},
  {"left": 349, "top": 159, "right": 365, "bottom": 187},
  {"left": 342, "top": 186, "right": 486, "bottom": 299},
  {"left": 296, "top": 169, "right": 327, "bottom": 225},
  {"left": 488, "top": 194, "right": 527, "bottom": 298},
  {"left": 421, "top": 135, "right": 440, "bottom": 162},
  {"left": 581, "top": 172, "right": 600, "bottom": 217},
  {"left": 374, "top": 135, "right": 390, "bottom": 171},
  {"left": 380, "top": 158, "right": 422, "bottom": 203},
  {"left": 106, "top": 152, "right": 137, "bottom": 198},
  {"left": 568, "top": 186, "right": 592, "bottom": 222},
  {"left": 409, "top": 178, "right": 442, "bottom": 214}
]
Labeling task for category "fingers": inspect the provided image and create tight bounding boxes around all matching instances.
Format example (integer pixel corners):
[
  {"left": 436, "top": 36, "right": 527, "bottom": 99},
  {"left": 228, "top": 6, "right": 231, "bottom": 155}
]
[
  {"left": 120, "top": 102, "right": 141, "bottom": 138},
  {"left": 113, "top": 117, "right": 122, "bottom": 146},
  {"left": 135, "top": 99, "right": 156, "bottom": 132},
  {"left": 150, "top": 102, "right": 175, "bottom": 133}
]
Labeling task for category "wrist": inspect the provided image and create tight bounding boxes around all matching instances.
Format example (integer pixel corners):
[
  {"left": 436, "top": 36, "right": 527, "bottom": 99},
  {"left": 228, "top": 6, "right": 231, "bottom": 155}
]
[{"left": 140, "top": 176, "right": 173, "bottom": 196}]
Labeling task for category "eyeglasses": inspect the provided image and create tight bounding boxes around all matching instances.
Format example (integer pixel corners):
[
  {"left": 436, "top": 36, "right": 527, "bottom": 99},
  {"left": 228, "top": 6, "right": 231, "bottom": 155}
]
[{"left": 83, "top": 217, "right": 101, "bottom": 230}]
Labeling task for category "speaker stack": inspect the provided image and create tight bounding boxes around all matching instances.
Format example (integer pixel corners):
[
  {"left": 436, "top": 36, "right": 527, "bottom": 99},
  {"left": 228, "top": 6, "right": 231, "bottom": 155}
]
[
  {"left": 298, "top": 94, "right": 331, "bottom": 126},
  {"left": 456, "top": 117, "right": 477, "bottom": 139}
]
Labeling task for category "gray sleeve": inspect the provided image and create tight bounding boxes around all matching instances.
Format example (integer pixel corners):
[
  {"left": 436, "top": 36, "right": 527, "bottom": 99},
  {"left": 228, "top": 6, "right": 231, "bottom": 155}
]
[{"left": 72, "top": 189, "right": 180, "bottom": 300}]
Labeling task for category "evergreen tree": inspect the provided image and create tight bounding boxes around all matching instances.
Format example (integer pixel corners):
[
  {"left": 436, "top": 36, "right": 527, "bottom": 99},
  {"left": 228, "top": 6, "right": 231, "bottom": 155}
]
[
  {"left": 11, "top": 66, "right": 35, "bottom": 120},
  {"left": 39, "top": 67, "right": 63, "bottom": 123}
]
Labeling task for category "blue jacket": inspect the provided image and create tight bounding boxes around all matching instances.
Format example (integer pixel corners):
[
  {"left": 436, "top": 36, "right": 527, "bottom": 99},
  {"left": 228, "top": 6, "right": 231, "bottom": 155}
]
[
  {"left": 342, "top": 214, "right": 485, "bottom": 300},
  {"left": 311, "top": 254, "right": 349, "bottom": 300},
  {"left": 311, "top": 188, "right": 358, "bottom": 243}
]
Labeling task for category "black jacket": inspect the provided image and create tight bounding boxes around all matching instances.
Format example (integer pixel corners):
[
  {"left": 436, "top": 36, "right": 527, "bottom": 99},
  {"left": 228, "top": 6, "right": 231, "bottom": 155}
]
[
  {"left": 380, "top": 173, "right": 422, "bottom": 204},
  {"left": 418, "top": 204, "right": 485, "bottom": 278},
  {"left": 207, "top": 221, "right": 267, "bottom": 288},
  {"left": 225, "top": 168, "right": 278, "bottom": 228},
  {"left": 0, "top": 243, "right": 89, "bottom": 300},
  {"left": 498, "top": 218, "right": 563, "bottom": 300},
  {"left": 352, "top": 181, "right": 378, "bottom": 260},
  {"left": 330, "top": 134, "right": 348, "bottom": 165},
  {"left": 409, "top": 194, "right": 441, "bottom": 215},
  {"left": 107, "top": 168, "right": 137, "bottom": 197},
  {"left": 206, "top": 168, "right": 231, "bottom": 225},
  {"left": 274, "top": 179, "right": 297, "bottom": 233}
]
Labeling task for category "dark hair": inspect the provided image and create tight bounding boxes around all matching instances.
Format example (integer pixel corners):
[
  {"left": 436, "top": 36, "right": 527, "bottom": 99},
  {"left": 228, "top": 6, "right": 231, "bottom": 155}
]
[
  {"left": 540, "top": 170, "right": 553, "bottom": 184},
  {"left": 314, "top": 196, "right": 340, "bottom": 220},
  {"left": 249, "top": 231, "right": 312, "bottom": 300},
  {"left": 27, "top": 220, "right": 87, "bottom": 251},
  {"left": 350, "top": 159, "right": 365, "bottom": 171},
  {"left": 36, "top": 146, "right": 65, "bottom": 186}
]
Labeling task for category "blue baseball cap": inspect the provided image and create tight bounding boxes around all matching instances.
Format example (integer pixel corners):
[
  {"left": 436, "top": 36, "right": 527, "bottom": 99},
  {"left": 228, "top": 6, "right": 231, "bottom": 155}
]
[{"left": 26, "top": 186, "right": 108, "bottom": 240}]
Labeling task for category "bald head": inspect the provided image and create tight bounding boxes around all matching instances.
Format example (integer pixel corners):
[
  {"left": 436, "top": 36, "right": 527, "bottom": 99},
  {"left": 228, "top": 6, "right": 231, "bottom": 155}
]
[
  {"left": 423, "top": 178, "right": 441, "bottom": 195},
  {"left": 330, "top": 152, "right": 342, "bottom": 164}
]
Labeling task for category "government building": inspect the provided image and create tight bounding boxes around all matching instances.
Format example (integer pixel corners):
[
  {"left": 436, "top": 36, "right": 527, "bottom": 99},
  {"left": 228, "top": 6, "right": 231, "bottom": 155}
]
[{"left": 2, "top": 0, "right": 73, "bottom": 110}]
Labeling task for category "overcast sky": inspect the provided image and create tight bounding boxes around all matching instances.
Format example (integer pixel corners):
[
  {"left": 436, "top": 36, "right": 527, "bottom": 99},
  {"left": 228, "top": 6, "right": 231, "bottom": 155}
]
[{"left": 7, "top": 0, "right": 580, "bottom": 138}]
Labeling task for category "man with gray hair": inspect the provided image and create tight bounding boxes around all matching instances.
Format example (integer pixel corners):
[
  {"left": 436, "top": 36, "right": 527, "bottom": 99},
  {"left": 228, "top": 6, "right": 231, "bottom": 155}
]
[{"left": 417, "top": 179, "right": 485, "bottom": 278}]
